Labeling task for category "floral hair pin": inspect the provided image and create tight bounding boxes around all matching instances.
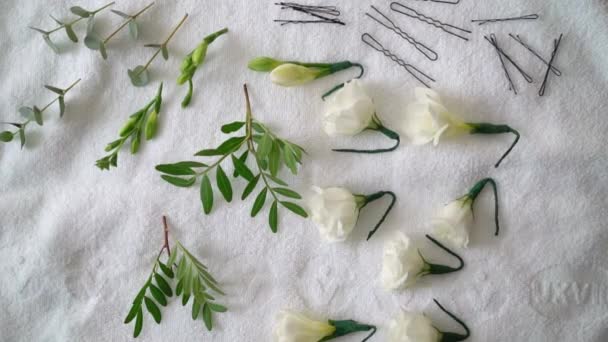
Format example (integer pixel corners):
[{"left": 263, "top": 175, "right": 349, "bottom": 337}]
[
  {"left": 323, "top": 80, "right": 400, "bottom": 154},
  {"left": 247, "top": 56, "right": 364, "bottom": 98},
  {"left": 309, "top": 186, "right": 396, "bottom": 241},
  {"left": 381, "top": 232, "right": 464, "bottom": 290},
  {"left": 387, "top": 300, "right": 470, "bottom": 342},
  {"left": 432, "top": 178, "right": 499, "bottom": 248},
  {"left": 273, "top": 310, "right": 376, "bottom": 342},
  {"left": 402, "top": 88, "right": 520, "bottom": 167}
]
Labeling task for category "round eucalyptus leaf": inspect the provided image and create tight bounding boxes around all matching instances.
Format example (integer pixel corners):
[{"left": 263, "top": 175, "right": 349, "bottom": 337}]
[
  {"left": 128, "top": 21, "right": 139, "bottom": 40},
  {"left": 19, "top": 106, "right": 34, "bottom": 119},
  {"left": 70, "top": 6, "right": 91, "bottom": 18},
  {"left": 84, "top": 34, "right": 102, "bottom": 50},
  {"left": 100, "top": 42, "right": 107, "bottom": 60},
  {"left": 65, "top": 25, "right": 78, "bottom": 43},
  {"left": 161, "top": 45, "right": 169, "bottom": 61},
  {"left": 128, "top": 66, "right": 149, "bottom": 87},
  {"left": 33, "top": 106, "right": 43, "bottom": 126},
  {"left": 0, "top": 131, "right": 14, "bottom": 142}
]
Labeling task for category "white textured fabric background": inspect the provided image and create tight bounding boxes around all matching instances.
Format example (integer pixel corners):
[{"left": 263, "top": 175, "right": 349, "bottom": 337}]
[{"left": 1, "top": 0, "right": 607, "bottom": 341}]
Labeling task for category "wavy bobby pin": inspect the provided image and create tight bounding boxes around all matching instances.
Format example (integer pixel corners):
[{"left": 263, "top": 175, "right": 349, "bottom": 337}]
[
  {"left": 472, "top": 13, "right": 539, "bottom": 26},
  {"left": 390, "top": 2, "right": 471, "bottom": 41},
  {"left": 274, "top": 2, "right": 345, "bottom": 25},
  {"left": 485, "top": 34, "right": 532, "bottom": 94},
  {"left": 509, "top": 34, "right": 561, "bottom": 76},
  {"left": 366, "top": 5, "right": 438, "bottom": 61},
  {"left": 361, "top": 33, "right": 435, "bottom": 88},
  {"left": 539, "top": 34, "right": 563, "bottom": 97}
]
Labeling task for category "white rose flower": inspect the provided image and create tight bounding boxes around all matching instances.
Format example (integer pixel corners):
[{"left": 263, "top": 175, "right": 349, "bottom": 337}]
[
  {"left": 270, "top": 63, "right": 320, "bottom": 87},
  {"left": 273, "top": 310, "right": 335, "bottom": 342},
  {"left": 308, "top": 186, "right": 360, "bottom": 242},
  {"left": 401, "top": 88, "right": 471, "bottom": 146},
  {"left": 387, "top": 311, "right": 441, "bottom": 342},
  {"left": 431, "top": 198, "right": 473, "bottom": 249},
  {"left": 322, "top": 79, "right": 375, "bottom": 137},
  {"left": 381, "top": 232, "right": 427, "bottom": 290}
]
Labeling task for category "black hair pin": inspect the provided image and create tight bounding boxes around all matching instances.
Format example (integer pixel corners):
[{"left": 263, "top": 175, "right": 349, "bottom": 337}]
[
  {"left": 390, "top": 2, "right": 471, "bottom": 41},
  {"left": 472, "top": 13, "right": 539, "bottom": 26},
  {"left": 361, "top": 33, "right": 435, "bottom": 88},
  {"left": 485, "top": 34, "right": 533, "bottom": 94},
  {"left": 365, "top": 5, "right": 438, "bottom": 61},
  {"left": 274, "top": 2, "right": 345, "bottom": 25},
  {"left": 406, "top": 0, "right": 461, "bottom": 3},
  {"left": 539, "top": 34, "right": 563, "bottom": 96}
]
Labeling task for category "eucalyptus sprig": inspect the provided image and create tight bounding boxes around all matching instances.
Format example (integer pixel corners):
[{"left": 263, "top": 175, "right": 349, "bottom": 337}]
[
  {"left": 29, "top": 2, "right": 115, "bottom": 53},
  {"left": 85, "top": 2, "right": 155, "bottom": 59},
  {"left": 177, "top": 27, "right": 229, "bottom": 107},
  {"left": 1, "top": 79, "right": 81, "bottom": 148},
  {"left": 156, "top": 84, "right": 308, "bottom": 233},
  {"left": 128, "top": 14, "right": 189, "bottom": 87},
  {"left": 96, "top": 83, "right": 163, "bottom": 170},
  {"left": 125, "top": 216, "right": 227, "bottom": 338}
]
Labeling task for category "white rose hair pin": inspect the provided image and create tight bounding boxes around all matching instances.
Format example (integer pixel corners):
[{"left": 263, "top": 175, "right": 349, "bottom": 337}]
[
  {"left": 432, "top": 178, "right": 500, "bottom": 249},
  {"left": 402, "top": 88, "right": 520, "bottom": 167},
  {"left": 381, "top": 232, "right": 464, "bottom": 291},
  {"left": 323, "top": 80, "right": 401, "bottom": 154},
  {"left": 273, "top": 310, "right": 376, "bottom": 342},
  {"left": 247, "top": 56, "right": 364, "bottom": 99},
  {"left": 309, "top": 186, "right": 396, "bottom": 241},
  {"left": 387, "top": 300, "right": 470, "bottom": 342}
]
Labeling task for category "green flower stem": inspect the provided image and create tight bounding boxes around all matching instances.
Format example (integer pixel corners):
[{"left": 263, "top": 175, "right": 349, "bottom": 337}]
[
  {"left": 466, "top": 178, "right": 500, "bottom": 236},
  {"left": 433, "top": 299, "right": 470, "bottom": 342},
  {"left": 135, "top": 13, "right": 188, "bottom": 77},
  {"left": 320, "top": 62, "right": 365, "bottom": 99},
  {"left": 103, "top": 2, "right": 154, "bottom": 44},
  {"left": 332, "top": 114, "right": 400, "bottom": 154},
  {"left": 46, "top": 2, "right": 115, "bottom": 34},
  {"left": 355, "top": 190, "right": 397, "bottom": 240},
  {"left": 319, "top": 320, "right": 376, "bottom": 342},
  {"left": 468, "top": 122, "right": 520, "bottom": 168},
  {"left": 420, "top": 235, "right": 464, "bottom": 275}
]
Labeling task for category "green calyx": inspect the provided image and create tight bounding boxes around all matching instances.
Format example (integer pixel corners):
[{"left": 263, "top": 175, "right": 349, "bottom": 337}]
[
  {"left": 465, "top": 178, "right": 500, "bottom": 236},
  {"left": 178, "top": 27, "right": 228, "bottom": 107},
  {"left": 467, "top": 122, "right": 520, "bottom": 168},
  {"left": 319, "top": 319, "right": 376, "bottom": 342}
]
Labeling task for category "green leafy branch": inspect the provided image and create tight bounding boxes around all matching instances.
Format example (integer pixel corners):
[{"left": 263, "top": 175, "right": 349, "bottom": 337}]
[
  {"left": 96, "top": 83, "right": 163, "bottom": 170},
  {"left": 1, "top": 79, "right": 81, "bottom": 148},
  {"left": 124, "top": 216, "right": 226, "bottom": 338},
  {"left": 177, "top": 27, "right": 229, "bottom": 107},
  {"left": 29, "top": 1, "right": 115, "bottom": 53},
  {"left": 84, "top": 2, "right": 155, "bottom": 59},
  {"left": 156, "top": 84, "right": 308, "bottom": 233},
  {"left": 128, "top": 13, "right": 189, "bottom": 87}
]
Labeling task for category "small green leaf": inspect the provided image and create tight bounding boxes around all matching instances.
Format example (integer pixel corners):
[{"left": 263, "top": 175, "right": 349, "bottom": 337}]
[
  {"left": 161, "top": 175, "right": 196, "bottom": 187},
  {"left": 19, "top": 129, "right": 25, "bottom": 148},
  {"left": 65, "top": 24, "right": 78, "bottom": 42},
  {"left": 134, "top": 308, "right": 143, "bottom": 337},
  {"left": 112, "top": 9, "right": 130, "bottom": 18},
  {"left": 195, "top": 149, "right": 222, "bottom": 157},
  {"left": 44, "top": 85, "right": 64, "bottom": 95},
  {"left": 216, "top": 136, "right": 246, "bottom": 154},
  {"left": 58, "top": 96, "right": 65, "bottom": 118},
  {"left": 208, "top": 303, "right": 228, "bottom": 312},
  {"left": 192, "top": 299, "right": 201, "bottom": 320},
  {"left": 144, "top": 296, "right": 161, "bottom": 323},
  {"left": 252, "top": 122, "right": 265, "bottom": 133},
  {"left": 128, "top": 65, "right": 149, "bottom": 87},
  {"left": 269, "top": 200, "right": 278, "bottom": 233},
  {"left": 149, "top": 285, "right": 167, "bottom": 306},
  {"left": 269, "top": 140, "right": 282, "bottom": 177},
  {"left": 145, "top": 110, "right": 158, "bottom": 140},
  {"left": 221, "top": 121, "right": 245, "bottom": 134},
  {"left": 124, "top": 302, "right": 139, "bottom": 324},
  {"left": 84, "top": 34, "right": 102, "bottom": 50},
  {"left": 29, "top": 26, "right": 48, "bottom": 34},
  {"left": 155, "top": 164, "right": 196, "bottom": 176},
  {"left": 33, "top": 106, "right": 43, "bottom": 126},
  {"left": 257, "top": 133, "right": 273, "bottom": 158},
  {"left": 155, "top": 83, "right": 163, "bottom": 113},
  {"left": 202, "top": 304, "right": 212, "bottom": 331},
  {"left": 200, "top": 175, "right": 213, "bottom": 214},
  {"left": 242, "top": 174, "right": 260, "bottom": 200},
  {"left": 99, "top": 41, "right": 107, "bottom": 59},
  {"left": 130, "top": 133, "right": 141, "bottom": 154},
  {"left": 0, "top": 131, "right": 13, "bottom": 143},
  {"left": 175, "top": 279, "right": 183, "bottom": 296},
  {"left": 231, "top": 154, "right": 254, "bottom": 181},
  {"left": 175, "top": 161, "right": 207, "bottom": 168},
  {"left": 161, "top": 45, "right": 169, "bottom": 60},
  {"left": 43, "top": 35, "right": 60, "bottom": 53},
  {"left": 216, "top": 166, "right": 233, "bottom": 202},
  {"left": 129, "top": 20, "right": 139, "bottom": 40},
  {"left": 273, "top": 187, "right": 301, "bottom": 199},
  {"left": 251, "top": 188, "right": 267, "bottom": 217},
  {"left": 71, "top": 6, "right": 91, "bottom": 18},
  {"left": 283, "top": 144, "right": 298, "bottom": 175},
  {"left": 154, "top": 274, "right": 172, "bottom": 297},
  {"left": 158, "top": 262, "right": 174, "bottom": 279},
  {"left": 281, "top": 201, "right": 308, "bottom": 218},
  {"left": 265, "top": 173, "right": 288, "bottom": 186},
  {"left": 233, "top": 150, "right": 249, "bottom": 177}
]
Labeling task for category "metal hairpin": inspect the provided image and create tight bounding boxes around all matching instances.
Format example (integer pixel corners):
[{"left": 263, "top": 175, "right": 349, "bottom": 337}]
[
  {"left": 509, "top": 33, "right": 561, "bottom": 76},
  {"left": 539, "top": 34, "right": 563, "bottom": 97},
  {"left": 488, "top": 34, "right": 518, "bottom": 94},
  {"left": 390, "top": 2, "right": 471, "bottom": 41},
  {"left": 274, "top": 2, "right": 345, "bottom": 25},
  {"left": 405, "top": 0, "right": 461, "bottom": 3},
  {"left": 471, "top": 13, "right": 539, "bottom": 26},
  {"left": 361, "top": 33, "right": 435, "bottom": 88},
  {"left": 276, "top": 2, "right": 340, "bottom": 15},
  {"left": 485, "top": 34, "right": 533, "bottom": 87},
  {"left": 366, "top": 6, "right": 438, "bottom": 61}
]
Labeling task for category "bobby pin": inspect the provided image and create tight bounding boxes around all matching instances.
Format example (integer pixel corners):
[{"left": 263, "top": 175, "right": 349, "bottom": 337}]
[
  {"left": 488, "top": 34, "right": 517, "bottom": 94},
  {"left": 406, "top": 0, "right": 460, "bottom": 3},
  {"left": 390, "top": 2, "right": 471, "bottom": 41},
  {"left": 471, "top": 13, "right": 539, "bottom": 26},
  {"left": 366, "top": 5, "right": 438, "bottom": 61},
  {"left": 509, "top": 33, "right": 561, "bottom": 76},
  {"left": 485, "top": 34, "right": 533, "bottom": 84},
  {"left": 361, "top": 33, "right": 435, "bottom": 88},
  {"left": 539, "top": 34, "right": 563, "bottom": 97},
  {"left": 275, "top": 2, "right": 345, "bottom": 25},
  {"left": 276, "top": 2, "right": 340, "bottom": 16}
]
